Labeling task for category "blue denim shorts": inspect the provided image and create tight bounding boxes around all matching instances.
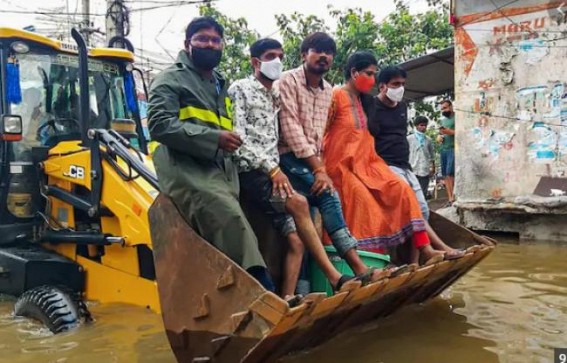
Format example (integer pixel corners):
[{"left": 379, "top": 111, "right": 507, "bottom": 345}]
[{"left": 441, "top": 149, "right": 455, "bottom": 177}]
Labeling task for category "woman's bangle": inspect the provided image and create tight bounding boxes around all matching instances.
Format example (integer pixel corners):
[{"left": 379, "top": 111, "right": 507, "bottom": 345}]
[
  {"left": 269, "top": 167, "right": 281, "bottom": 178},
  {"left": 313, "top": 166, "right": 326, "bottom": 175}
]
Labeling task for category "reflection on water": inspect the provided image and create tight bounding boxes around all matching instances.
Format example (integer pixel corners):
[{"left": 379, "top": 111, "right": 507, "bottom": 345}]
[{"left": 1, "top": 243, "right": 566, "bottom": 363}]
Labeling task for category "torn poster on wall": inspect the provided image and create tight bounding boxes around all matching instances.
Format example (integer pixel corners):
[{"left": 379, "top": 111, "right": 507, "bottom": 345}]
[
  {"left": 471, "top": 116, "right": 515, "bottom": 161},
  {"left": 527, "top": 122, "right": 557, "bottom": 162},
  {"left": 544, "top": 83, "right": 565, "bottom": 119},
  {"left": 516, "top": 85, "right": 549, "bottom": 118},
  {"left": 561, "top": 87, "right": 567, "bottom": 125},
  {"left": 518, "top": 38, "right": 549, "bottom": 64},
  {"left": 515, "top": 83, "right": 566, "bottom": 122}
]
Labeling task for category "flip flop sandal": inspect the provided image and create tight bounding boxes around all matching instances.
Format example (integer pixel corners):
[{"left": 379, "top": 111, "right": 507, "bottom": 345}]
[
  {"left": 423, "top": 254, "right": 444, "bottom": 266},
  {"left": 356, "top": 267, "right": 390, "bottom": 286},
  {"left": 389, "top": 263, "right": 418, "bottom": 277},
  {"left": 284, "top": 294, "right": 304, "bottom": 308},
  {"left": 444, "top": 249, "right": 466, "bottom": 260},
  {"left": 333, "top": 275, "right": 356, "bottom": 293}
]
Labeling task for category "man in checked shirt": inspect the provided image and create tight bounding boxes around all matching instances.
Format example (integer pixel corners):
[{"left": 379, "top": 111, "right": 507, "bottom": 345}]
[
  {"left": 277, "top": 32, "right": 388, "bottom": 284},
  {"left": 230, "top": 38, "right": 352, "bottom": 298}
]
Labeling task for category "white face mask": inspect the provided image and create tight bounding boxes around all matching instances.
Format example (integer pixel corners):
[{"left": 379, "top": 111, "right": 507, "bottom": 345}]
[
  {"left": 386, "top": 86, "right": 405, "bottom": 103},
  {"left": 259, "top": 58, "right": 283, "bottom": 80}
]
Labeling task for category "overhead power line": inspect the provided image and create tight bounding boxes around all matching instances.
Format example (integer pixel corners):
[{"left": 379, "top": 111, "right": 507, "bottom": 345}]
[
  {"left": 0, "top": 9, "right": 106, "bottom": 16},
  {"left": 456, "top": 0, "right": 522, "bottom": 28},
  {"left": 0, "top": 0, "right": 214, "bottom": 16}
]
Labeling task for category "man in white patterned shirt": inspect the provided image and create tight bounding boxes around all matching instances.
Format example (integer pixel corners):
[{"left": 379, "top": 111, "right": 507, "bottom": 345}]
[
  {"left": 229, "top": 39, "right": 351, "bottom": 299},
  {"left": 407, "top": 116, "right": 435, "bottom": 199}
]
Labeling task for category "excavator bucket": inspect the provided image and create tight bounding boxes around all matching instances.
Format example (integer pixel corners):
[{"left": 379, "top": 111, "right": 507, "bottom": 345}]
[{"left": 149, "top": 195, "right": 495, "bottom": 363}]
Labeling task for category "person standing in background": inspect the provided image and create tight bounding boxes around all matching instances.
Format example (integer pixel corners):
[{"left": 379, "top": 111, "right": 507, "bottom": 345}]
[
  {"left": 408, "top": 116, "right": 435, "bottom": 199},
  {"left": 437, "top": 100, "right": 455, "bottom": 206}
]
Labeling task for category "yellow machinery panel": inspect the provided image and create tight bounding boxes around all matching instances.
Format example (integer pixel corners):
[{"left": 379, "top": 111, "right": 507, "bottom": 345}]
[
  {"left": 40, "top": 141, "right": 160, "bottom": 311},
  {"left": 78, "top": 256, "right": 160, "bottom": 311}
]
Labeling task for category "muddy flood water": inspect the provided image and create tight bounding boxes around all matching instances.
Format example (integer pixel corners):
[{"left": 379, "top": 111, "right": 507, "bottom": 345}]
[{"left": 1, "top": 242, "right": 566, "bottom": 363}]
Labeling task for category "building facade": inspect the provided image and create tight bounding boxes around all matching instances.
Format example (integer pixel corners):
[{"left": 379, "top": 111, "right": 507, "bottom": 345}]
[{"left": 453, "top": 0, "right": 567, "bottom": 240}]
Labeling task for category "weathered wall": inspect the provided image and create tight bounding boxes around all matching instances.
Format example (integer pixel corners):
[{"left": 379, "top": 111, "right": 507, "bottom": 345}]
[{"left": 454, "top": 0, "right": 567, "bottom": 203}]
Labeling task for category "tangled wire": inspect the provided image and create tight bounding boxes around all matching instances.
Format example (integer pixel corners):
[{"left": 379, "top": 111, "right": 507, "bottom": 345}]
[{"left": 106, "top": 0, "right": 131, "bottom": 37}]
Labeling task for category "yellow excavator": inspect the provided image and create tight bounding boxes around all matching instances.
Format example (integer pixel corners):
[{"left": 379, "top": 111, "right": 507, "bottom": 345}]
[
  {"left": 0, "top": 27, "right": 159, "bottom": 331},
  {"left": 0, "top": 27, "right": 495, "bottom": 362}
]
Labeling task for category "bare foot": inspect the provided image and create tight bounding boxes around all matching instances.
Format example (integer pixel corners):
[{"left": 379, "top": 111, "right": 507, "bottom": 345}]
[
  {"left": 423, "top": 254, "right": 444, "bottom": 266},
  {"left": 420, "top": 245, "right": 445, "bottom": 262},
  {"left": 444, "top": 249, "right": 466, "bottom": 260},
  {"left": 387, "top": 264, "right": 419, "bottom": 277},
  {"left": 370, "top": 268, "right": 390, "bottom": 282}
]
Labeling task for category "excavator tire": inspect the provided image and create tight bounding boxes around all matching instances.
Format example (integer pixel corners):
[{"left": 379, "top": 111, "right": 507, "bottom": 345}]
[{"left": 14, "top": 285, "right": 90, "bottom": 334}]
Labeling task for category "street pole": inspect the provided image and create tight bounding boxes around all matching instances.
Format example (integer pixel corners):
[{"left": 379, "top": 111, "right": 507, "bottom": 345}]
[
  {"left": 82, "top": 0, "right": 90, "bottom": 46},
  {"left": 106, "top": 0, "right": 125, "bottom": 47}
]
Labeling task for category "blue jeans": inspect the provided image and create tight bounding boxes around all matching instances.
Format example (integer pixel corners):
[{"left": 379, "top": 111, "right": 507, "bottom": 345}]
[
  {"left": 279, "top": 153, "right": 357, "bottom": 257},
  {"left": 389, "top": 165, "right": 430, "bottom": 221}
]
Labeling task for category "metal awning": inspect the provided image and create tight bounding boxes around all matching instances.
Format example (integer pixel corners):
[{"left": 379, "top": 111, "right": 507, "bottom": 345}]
[{"left": 399, "top": 46, "right": 454, "bottom": 101}]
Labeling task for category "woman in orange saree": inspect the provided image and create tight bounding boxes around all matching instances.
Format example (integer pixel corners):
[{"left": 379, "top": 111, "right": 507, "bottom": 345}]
[{"left": 323, "top": 51, "right": 444, "bottom": 264}]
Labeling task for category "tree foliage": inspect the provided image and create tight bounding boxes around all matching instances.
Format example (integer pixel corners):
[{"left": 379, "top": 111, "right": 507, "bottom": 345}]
[
  {"left": 199, "top": 5, "right": 259, "bottom": 81},
  {"left": 199, "top": 1, "right": 454, "bottom": 123},
  {"left": 376, "top": 1, "right": 453, "bottom": 64},
  {"left": 327, "top": 6, "right": 382, "bottom": 85}
]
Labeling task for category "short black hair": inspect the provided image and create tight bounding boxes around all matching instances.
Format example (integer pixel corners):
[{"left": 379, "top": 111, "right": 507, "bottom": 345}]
[
  {"left": 440, "top": 99, "right": 453, "bottom": 106},
  {"left": 250, "top": 38, "right": 282, "bottom": 58},
  {"left": 343, "top": 51, "right": 377, "bottom": 80},
  {"left": 377, "top": 66, "right": 407, "bottom": 84},
  {"left": 413, "top": 115, "right": 429, "bottom": 127},
  {"left": 185, "top": 16, "right": 224, "bottom": 40},
  {"left": 300, "top": 32, "right": 336, "bottom": 55}
]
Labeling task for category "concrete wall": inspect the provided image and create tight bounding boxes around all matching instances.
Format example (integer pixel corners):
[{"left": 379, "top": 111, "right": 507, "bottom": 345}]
[{"left": 452, "top": 0, "right": 567, "bottom": 240}]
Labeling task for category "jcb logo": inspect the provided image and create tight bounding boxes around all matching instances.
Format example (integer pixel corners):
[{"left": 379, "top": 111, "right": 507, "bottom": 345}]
[{"left": 63, "top": 165, "right": 85, "bottom": 180}]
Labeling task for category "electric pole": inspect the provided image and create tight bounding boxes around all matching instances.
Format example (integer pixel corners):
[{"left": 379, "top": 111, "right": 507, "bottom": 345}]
[
  {"left": 82, "top": 0, "right": 90, "bottom": 45},
  {"left": 106, "top": 0, "right": 126, "bottom": 47}
]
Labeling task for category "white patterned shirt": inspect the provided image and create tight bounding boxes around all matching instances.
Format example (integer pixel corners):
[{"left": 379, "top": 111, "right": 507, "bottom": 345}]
[
  {"left": 228, "top": 76, "right": 280, "bottom": 173},
  {"left": 407, "top": 132, "right": 434, "bottom": 177}
]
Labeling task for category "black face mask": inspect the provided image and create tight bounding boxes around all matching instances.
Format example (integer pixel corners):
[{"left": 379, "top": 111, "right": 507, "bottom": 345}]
[
  {"left": 191, "top": 47, "right": 222, "bottom": 70},
  {"left": 442, "top": 111, "right": 452, "bottom": 118}
]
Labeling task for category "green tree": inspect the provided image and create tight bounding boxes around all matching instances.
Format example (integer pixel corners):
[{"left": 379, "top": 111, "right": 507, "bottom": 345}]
[
  {"left": 273, "top": 1, "right": 453, "bottom": 89},
  {"left": 198, "top": 1, "right": 453, "bottom": 124},
  {"left": 377, "top": 1, "right": 453, "bottom": 124},
  {"left": 199, "top": 5, "right": 259, "bottom": 82},
  {"left": 376, "top": 1, "right": 453, "bottom": 65},
  {"left": 327, "top": 6, "right": 381, "bottom": 84}
]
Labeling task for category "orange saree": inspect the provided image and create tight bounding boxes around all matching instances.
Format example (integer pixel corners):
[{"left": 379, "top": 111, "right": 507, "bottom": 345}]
[{"left": 323, "top": 88, "right": 427, "bottom": 253}]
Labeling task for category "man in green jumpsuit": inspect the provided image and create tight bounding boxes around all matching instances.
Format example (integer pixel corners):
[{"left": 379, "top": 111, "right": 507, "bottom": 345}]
[{"left": 148, "top": 17, "right": 272, "bottom": 290}]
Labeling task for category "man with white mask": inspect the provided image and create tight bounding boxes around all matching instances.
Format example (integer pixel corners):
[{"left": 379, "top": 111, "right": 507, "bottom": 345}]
[
  {"left": 368, "top": 66, "right": 464, "bottom": 259},
  {"left": 229, "top": 38, "right": 350, "bottom": 301},
  {"left": 369, "top": 66, "right": 428, "bottom": 217}
]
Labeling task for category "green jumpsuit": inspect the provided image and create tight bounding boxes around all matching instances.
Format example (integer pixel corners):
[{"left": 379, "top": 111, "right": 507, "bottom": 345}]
[{"left": 148, "top": 50, "right": 266, "bottom": 270}]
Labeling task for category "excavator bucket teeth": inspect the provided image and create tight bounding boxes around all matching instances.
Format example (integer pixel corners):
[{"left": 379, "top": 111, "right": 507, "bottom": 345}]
[
  {"left": 149, "top": 195, "right": 271, "bottom": 362},
  {"left": 150, "top": 195, "right": 496, "bottom": 363}
]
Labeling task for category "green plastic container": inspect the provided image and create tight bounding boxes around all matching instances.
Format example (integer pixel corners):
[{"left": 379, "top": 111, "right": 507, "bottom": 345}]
[{"left": 310, "top": 246, "right": 390, "bottom": 296}]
